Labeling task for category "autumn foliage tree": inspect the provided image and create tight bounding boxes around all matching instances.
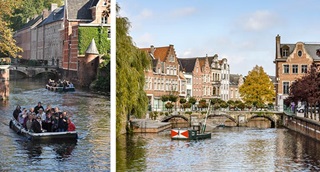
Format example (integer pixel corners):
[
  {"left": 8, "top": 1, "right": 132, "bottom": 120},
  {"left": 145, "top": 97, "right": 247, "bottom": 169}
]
[
  {"left": 0, "top": 0, "right": 23, "bottom": 57},
  {"left": 239, "top": 65, "right": 274, "bottom": 107},
  {"left": 288, "top": 63, "right": 320, "bottom": 119}
]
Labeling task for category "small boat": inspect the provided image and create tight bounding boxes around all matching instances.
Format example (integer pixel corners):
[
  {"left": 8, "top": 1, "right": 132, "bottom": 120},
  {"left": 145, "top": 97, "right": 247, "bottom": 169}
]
[
  {"left": 46, "top": 84, "right": 75, "bottom": 92},
  {"left": 171, "top": 128, "right": 211, "bottom": 140},
  {"left": 171, "top": 100, "right": 212, "bottom": 140},
  {"left": 9, "top": 118, "right": 78, "bottom": 142}
]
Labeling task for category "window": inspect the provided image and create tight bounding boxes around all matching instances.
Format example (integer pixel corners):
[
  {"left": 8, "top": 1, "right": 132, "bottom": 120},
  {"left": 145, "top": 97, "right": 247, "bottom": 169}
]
[
  {"left": 283, "top": 82, "right": 290, "bottom": 94},
  {"left": 283, "top": 65, "right": 289, "bottom": 74},
  {"left": 298, "top": 50, "right": 302, "bottom": 57},
  {"left": 187, "top": 89, "right": 191, "bottom": 97},
  {"left": 301, "top": 65, "right": 308, "bottom": 73},
  {"left": 187, "top": 78, "right": 191, "bottom": 84},
  {"left": 292, "top": 65, "right": 298, "bottom": 74},
  {"left": 101, "top": 16, "right": 107, "bottom": 24},
  {"left": 282, "top": 46, "right": 289, "bottom": 57}
]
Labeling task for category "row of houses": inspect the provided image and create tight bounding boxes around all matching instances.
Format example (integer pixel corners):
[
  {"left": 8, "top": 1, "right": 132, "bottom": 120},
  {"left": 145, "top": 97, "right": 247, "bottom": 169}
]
[
  {"left": 143, "top": 35, "right": 320, "bottom": 111},
  {"left": 141, "top": 44, "right": 244, "bottom": 111},
  {"left": 13, "top": 0, "right": 110, "bottom": 86}
]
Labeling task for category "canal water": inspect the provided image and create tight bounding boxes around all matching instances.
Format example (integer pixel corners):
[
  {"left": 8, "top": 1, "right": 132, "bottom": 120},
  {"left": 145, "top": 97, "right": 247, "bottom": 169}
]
[
  {"left": 117, "top": 127, "right": 320, "bottom": 171},
  {"left": 0, "top": 79, "right": 110, "bottom": 171}
]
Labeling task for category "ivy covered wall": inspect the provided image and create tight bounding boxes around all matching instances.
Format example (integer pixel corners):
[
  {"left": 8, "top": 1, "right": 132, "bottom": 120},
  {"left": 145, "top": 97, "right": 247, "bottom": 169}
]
[{"left": 78, "top": 26, "right": 110, "bottom": 55}]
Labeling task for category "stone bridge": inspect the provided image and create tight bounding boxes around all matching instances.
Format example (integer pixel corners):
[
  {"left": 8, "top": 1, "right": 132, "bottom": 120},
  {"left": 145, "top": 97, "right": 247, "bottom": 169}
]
[
  {"left": 160, "top": 111, "right": 283, "bottom": 127},
  {"left": 9, "top": 65, "right": 59, "bottom": 78}
]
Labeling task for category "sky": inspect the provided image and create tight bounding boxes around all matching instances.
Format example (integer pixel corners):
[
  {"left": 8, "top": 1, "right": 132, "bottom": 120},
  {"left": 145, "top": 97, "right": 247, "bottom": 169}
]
[{"left": 117, "top": 0, "right": 320, "bottom": 76}]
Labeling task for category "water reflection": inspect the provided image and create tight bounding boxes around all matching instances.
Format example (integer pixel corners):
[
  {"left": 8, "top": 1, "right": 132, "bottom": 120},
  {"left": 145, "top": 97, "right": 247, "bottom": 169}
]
[{"left": 117, "top": 127, "right": 320, "bottom": 171}]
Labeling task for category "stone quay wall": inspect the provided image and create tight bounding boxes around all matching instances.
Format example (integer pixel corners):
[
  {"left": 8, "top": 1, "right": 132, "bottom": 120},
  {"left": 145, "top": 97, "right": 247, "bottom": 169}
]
[{"left": 283, "top": 114, "right": 320, "bottom": 141}]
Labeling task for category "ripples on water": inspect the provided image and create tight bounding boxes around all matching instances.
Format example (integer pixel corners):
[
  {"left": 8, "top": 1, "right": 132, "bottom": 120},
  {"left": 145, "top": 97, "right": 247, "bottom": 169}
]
[
  {"left": 0, "top": 79, "right": 110, "bottom": 171},
  {"left": 117, "top": 127, "right": 320, "bottom": 171}
]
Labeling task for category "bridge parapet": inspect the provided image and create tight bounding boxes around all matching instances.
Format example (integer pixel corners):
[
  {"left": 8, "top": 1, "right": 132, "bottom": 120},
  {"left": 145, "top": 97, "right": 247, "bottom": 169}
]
[
  {"left": 9, "top": 65, "right": 58, "bottom": 78},
  {"left": 159, "top": 110, "right": 283, "bottom": 127}
]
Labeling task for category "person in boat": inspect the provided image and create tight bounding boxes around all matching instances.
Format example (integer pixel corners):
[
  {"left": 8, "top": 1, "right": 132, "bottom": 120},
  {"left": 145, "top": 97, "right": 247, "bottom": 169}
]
[
  {"left": 13, "top": 105, "right": 21, "bottom": 121},
  {"left": 37, "top": 108, "right": 46, "bottom": 130},
  {"left": 62, "top": 111, "right": 69, "bottom": 131},
  {"left": 29, "top": 107, "right": 35, "bottom": 114},
  {"left": 68, "top": 82, "right": 74, "bottom": 88},
  {"left": 25, "top": 112, "right": 33, "bottom": 131},
  {"left": 18, "top": 108, "right": 27, "bottom": 125},
  {"left": 45, "top": 104, "right": 52, "bottom": 113},
  {"left": 44, "top": 111, "right": 53, "bottom": 132},
  {"left": 57, "top": 113, "right": 66, "bottom": 132},
  {"left": 31, "top": 116, "right": 42, "bottom": 133},
  {"left": 34, "top": 102, "right": 44, "bottom": 114},
  {"left": 51, "top": 113, "right": 59, "bottom": 132},
  {"left": 67, "top": 118, "right": 76, "bottom": 131}
]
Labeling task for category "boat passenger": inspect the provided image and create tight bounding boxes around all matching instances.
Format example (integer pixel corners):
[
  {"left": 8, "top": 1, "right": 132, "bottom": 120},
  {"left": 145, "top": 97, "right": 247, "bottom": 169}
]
[
  {"left": 44, "top": 111, "right": 53, "bottom": 132},
  {"left": 67, "top": 119, "right": 76, "bottom": 131},
  {"left": 29, "top": 107, "right": 34, "bottom": 113},
  {"left": 69, "top": 82, "right": 74, "bottom": 88},
  {"left": 13, "top": 105, "right": 21, "bottom": 121},
  {"left": 62, "top": 111, "right": 69, "bottom": 131},
  {"left": 37, "top": 108, "right": 46, "bottom": 130},
  {"left": 25, "top": 112, "right": 33, "bottom": 131},
  {"left": 51, "top": 113, "right": 59, "bottom": 132},
  {"left": 45, "top": 104, "right": 52, "bottom": 113},
  {"left": 18, "top": 108, "right": 27, "bottom": 124},
  {"left": 34, "top": 102, "right": 44, "bottom": 114},
  {"left": 31, "top": 116, "right": 42, "bottom": 133},
  {"left": 57, "top": 113, "right": 67, "bottom": 132}
]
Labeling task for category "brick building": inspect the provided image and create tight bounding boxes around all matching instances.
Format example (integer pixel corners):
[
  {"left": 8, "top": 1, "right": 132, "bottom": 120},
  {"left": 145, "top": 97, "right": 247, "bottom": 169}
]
[
  {"left": 63, "top": 0, "right": 110, "bottom": 79},
  {"left": 142, "top": 45, "right": 186, "bottom": 111},
  {"left": 14, "top": 10, "right": 49, "bottom": 60},
  {"left": 178, "top": 54, "right": 230, "bottom": 102},
  {"left": 14, "top": 0, "right": 110, "bottom": 85},
  {"left": 274, "top": 34, "right": 320, "bottom": 109}
]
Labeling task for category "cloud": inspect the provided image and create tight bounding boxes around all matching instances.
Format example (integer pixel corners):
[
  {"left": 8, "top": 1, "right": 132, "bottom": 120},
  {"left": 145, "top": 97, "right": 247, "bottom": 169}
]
[
  {"left": 136, "top": 9, "right": 153, "bottom": 20},
  {"left": 170, "top": 7, "right": 196, "bottom": 18},
  {"left": 237, "top": 10, "right": 280, "bottom": 32},
  {"left": 133, "top": 33, "right": 155, "bottom": 48}
]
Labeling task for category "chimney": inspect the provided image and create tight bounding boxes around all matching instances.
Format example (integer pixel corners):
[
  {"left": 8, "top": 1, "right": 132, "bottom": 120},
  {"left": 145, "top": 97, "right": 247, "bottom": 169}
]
[
  {"left": 42, "top": 9, "right": 49, "bottom": 19},
  {"left": 51, "top": 3, "right": 58, "bottom": 12},
  {"left": 150, "top": 45, "right": 156, "bottom": 56},
  {"left": 276, "top": 34, "right": 281, "bottom": 59}
]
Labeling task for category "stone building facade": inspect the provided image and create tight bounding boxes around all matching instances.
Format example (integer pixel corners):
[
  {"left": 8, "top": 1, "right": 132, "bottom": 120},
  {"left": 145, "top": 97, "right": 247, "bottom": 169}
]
[
  {"left": 142, "top": 45, "right": 186, "bottom": 111},
  {"left": 274, "top": 34, "right": 320, "bottom": 108},
  {"left": 229, "top": 74, "right": 243, "bottom": 101}
]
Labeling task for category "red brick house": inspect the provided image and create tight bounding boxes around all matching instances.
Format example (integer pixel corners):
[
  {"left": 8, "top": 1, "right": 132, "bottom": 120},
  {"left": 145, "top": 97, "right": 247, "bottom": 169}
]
[
  {"left": 63, "top": 0, "right": 110, "bottom": 79},
  {"left": 274, "top": 34, "right": 320, "bottom": 110},
  {"left": 142, "top": 45, "right": 186, "bottom": 111}
]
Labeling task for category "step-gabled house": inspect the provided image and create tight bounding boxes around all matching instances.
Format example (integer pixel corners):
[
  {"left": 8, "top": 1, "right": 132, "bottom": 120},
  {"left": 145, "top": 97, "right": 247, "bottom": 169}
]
[
  {"left": 142, "top": 45, "right": 186, "bottom": 111},
  {"left": 274, "top": 34, "right": 320, "bottom": 110}
]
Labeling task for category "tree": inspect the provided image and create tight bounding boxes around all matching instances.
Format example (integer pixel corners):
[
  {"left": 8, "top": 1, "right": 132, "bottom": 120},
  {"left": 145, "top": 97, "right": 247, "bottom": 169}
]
[
  {"left": 0, "top": 0, "right": 23, "bottom": 57},
  {"left": 188, "top": 97, "right": 197, "bottom": 110},
  {"left": 116, "top": 5, "right": 150, "bottom": 136},
  {"left": 9, "top": 0, "right": 63, "bottom": 31},
  {"left": 239, "top": 65, "right": 274, "bottom": 107}
]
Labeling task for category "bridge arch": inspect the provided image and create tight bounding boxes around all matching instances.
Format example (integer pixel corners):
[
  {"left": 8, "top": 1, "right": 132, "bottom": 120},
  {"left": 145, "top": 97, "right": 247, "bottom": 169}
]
[
  {"left": 207, "top": 114, "right": 237, "bottom": 124},
  {"left": 161, "top": 115, "right": 188, "bottom": 122},
  {"left": 247, "top": 114, "right": 276, "bottom": 128}
]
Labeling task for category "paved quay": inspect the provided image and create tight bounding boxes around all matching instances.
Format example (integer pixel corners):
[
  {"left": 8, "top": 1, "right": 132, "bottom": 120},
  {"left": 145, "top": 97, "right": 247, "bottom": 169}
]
[{"left": 130, "top": 119, "right": 171, "bottom": 133}]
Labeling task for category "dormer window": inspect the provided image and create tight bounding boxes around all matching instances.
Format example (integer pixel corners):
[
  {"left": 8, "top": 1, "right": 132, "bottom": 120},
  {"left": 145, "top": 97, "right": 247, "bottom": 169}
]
[{"left": 281, "top": 45, "right": 289, "bottom": 57}]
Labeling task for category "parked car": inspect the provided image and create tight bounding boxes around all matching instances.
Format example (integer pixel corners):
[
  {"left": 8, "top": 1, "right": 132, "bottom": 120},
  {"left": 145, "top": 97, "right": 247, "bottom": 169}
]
[
  {"left": 297, "top": 105, "right": 305, "bottom": 113},
  {"left": 297, "top": 105, "right": 319, "bottom": 113}
]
